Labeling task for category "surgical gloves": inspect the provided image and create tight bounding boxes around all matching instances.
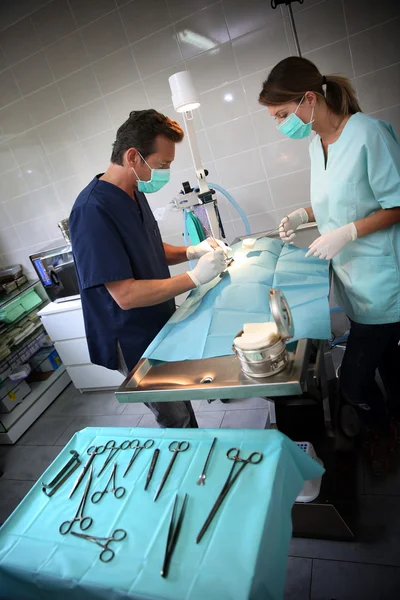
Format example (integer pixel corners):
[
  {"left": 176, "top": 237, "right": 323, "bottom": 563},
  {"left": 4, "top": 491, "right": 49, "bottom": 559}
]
[
  {"left": 279, "top": 208, "right": 309, "bottom": 243},
  {"left": 306, "top": 223, "right": 358, "bottom": 260},
  {"left": 187, "top": 249, "right": 226, "bottom": 287},
  {"left": 187, "top": 238, "right": 230, "bottom": 260}
]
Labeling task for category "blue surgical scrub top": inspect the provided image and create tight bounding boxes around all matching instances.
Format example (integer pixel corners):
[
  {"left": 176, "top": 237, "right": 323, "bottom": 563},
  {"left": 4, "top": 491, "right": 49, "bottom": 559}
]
[
  {"left": 309, "top": 113, "right": 400, "bottom": 324},
  {"left": 69, "top": 176, "right": 175, "bottom": 371}
]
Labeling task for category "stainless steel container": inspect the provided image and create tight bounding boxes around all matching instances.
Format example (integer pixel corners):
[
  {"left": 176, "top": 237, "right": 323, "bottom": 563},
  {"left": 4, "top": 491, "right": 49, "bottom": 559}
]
[
  {"left": 57, "top": 219, "right": 71, "bottom": 244},
  {"left": 233, "top": 288, "right": 294, "bottom": 378}
]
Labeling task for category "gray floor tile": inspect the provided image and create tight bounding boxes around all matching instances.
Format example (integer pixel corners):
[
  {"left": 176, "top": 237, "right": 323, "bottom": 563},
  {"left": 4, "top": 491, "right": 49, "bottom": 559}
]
[
  {"left": 55, "top": 414, "right": 143, "bottom": 445},
  {"left": 197, "top": 397, "right": 270, "bottom": 412},
  {"left": 121, "top": 402, "right": 152, "bottom": 415},
  {"left": 196, "top": 411, "right": 225, "bottom": 429},
  {"left": 46, "top": 389, "right": 125, "bottom": 417},
  {"left": 284, "top": 557, "right": 312, "bottom": 600},
  {"left": 311, "top": 559, "right": 400, "bottom": 600},
  {"left": 220, "top": 408, "right": 270, "bottom": 429},
  {"left": 1, "top": 446, "right": 61, "bottom": 480},
  {"left": 136, "top": 413, "right": 158, "bottom": 428},
  {"left": 17, "top": 416, "right": 74, "bottom": 446},
  {"left": 290, "top": 495, "right": 400, "bottom": 567},
  {"left": 0, "top": 480, "right": 35, "bottom": 525}
]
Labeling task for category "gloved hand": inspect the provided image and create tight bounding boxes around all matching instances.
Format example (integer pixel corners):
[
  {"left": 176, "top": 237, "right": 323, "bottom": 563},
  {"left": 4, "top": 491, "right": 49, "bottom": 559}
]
[
  {"left": 279, "top": 208, "right": 309, "bottom": 243},
  {"left": 187, "top": 249, "right": 226, "bottom": 287},
  {"left": 305, "top": 223, "right": 357, "bottom": 260},
  {"left": 187, "top": 238, "right": 231, "bottom": 260}
]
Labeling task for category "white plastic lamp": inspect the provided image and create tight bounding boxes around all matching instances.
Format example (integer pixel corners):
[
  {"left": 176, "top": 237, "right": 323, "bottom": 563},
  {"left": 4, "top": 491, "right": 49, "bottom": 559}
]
[{"left": 168, "top": 71, "right": 210, "bottom": 197}]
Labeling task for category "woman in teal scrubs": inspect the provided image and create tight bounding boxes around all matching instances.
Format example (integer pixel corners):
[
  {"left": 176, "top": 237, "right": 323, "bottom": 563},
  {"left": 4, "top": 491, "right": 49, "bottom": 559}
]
[{"left": 259, "top": 57, "right": 400, "bottom": 470}]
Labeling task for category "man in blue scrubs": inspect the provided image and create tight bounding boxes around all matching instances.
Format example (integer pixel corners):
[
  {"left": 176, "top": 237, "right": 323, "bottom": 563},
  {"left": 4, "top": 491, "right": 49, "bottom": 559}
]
[{"left": 69, "top": 110, "right": 226, "bottom": 427}]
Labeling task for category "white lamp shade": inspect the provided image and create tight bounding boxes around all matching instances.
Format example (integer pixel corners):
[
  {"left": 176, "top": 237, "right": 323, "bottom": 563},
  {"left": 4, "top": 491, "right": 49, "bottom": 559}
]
[{"left": 168, "top": 71, "right": 200, "bottom": 113}]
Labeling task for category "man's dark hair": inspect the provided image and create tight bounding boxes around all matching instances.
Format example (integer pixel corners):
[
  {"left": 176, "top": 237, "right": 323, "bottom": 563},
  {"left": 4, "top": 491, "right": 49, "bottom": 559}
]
[{"left": 111, "top": 109, "right": 184, "bottom": 165}]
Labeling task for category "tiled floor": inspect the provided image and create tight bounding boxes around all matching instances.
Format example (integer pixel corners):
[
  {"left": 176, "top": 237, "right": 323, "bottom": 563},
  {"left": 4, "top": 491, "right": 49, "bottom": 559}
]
[{"left": 1, "top": 384, "right": 399, "bottom": 599}]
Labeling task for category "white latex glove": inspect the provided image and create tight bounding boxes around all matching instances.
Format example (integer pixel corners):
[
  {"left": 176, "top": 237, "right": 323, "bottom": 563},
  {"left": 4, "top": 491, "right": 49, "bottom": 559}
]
[
  {"left": 305, "top": 223, "right": 357, "bottom": 260},
  {"left": 187, "top": 249, "right": 226, "bottom": 287},
  {"left": 187, "top": 238, "right": 231, "bottom": 260},
  {"left": 279, "top": 208, "right": 309, "bottom": 243}
]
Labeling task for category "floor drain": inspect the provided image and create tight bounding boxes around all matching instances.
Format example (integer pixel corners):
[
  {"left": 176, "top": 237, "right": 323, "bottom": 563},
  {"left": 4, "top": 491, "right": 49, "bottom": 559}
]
[{"left": 200, "top": 376, "right": 213, "bottom": 384}]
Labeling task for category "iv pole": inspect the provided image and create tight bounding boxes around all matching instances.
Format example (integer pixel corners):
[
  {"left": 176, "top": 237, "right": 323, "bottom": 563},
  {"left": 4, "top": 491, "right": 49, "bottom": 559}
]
[{"left": 271, "top": 0, "right": 303, "bottom": 57}]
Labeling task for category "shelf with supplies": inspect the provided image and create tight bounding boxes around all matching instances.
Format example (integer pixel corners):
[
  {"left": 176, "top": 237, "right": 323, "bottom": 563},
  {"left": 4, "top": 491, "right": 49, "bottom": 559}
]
[{"left": 0, "top": 278, "right": 71, "bottom": 445}]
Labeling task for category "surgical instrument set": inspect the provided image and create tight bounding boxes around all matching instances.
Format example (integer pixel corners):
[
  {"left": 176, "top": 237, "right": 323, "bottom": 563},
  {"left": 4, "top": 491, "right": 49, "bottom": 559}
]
[
  {"left": 123, "top": 438, "right": 155, "bottom": 477},
  {"left": 69, "top": 441, "right": 115, "bottom": 498},
  {"left": 71, "top": 528, "right": 127, "bottom": 563},
  {"left": 60, "top": 465, "right": 94, "bottom": 535},
  {"left": 42, "top": 450, "right": 81, "bottom": 496},
  {"left": 196, "top": 437, "right": 217, "bottom": 486},
  {"left": 145, "top": 448, "right": 160, "bottom": 490},
  {"left": 91, "top": 463, "right": 125, "bottom": 503},
  {"left": 154, "top": 441, "right": 190, "bottom": 502},
  {"left": 161, "top": 494, "right": 188, "bottom": 578}
]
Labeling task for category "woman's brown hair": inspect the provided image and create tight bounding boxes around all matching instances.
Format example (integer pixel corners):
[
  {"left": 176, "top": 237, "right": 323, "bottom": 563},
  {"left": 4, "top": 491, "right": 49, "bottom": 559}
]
[{"left": 259, "top": 56, "right": 361, "bottom": 116}]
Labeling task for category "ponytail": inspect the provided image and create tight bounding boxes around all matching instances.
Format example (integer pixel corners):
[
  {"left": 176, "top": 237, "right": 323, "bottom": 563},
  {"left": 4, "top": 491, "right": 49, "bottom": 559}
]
[{"left": 259, "top": 56, "right": 361, "bottom": 116}]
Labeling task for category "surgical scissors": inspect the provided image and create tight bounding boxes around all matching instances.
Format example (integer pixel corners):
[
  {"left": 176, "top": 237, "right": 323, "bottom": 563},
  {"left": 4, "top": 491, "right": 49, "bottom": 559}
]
[
  {"left": 91, "top": 463, "right": 125, "bottom": 503},
  {"left": 71, "top": 528, "right": 127, "bottom": 563},
  {"left": 196, "top": 447, "right": 263, "bottom": 543},
  {"left": 60, "top": 465, "right": 94, "bottom": 535},
  {"left": 97, "top": 439, "right": 137, "bottom": 477},
  {"left": 153, "top": 441, "right": 190, "bottom": 502},
  {"left": 123, "top": 438, "right": 155, "bottom": 477},
  {"left": 69, "top": 440, "right": 115, "bottom": 498}
]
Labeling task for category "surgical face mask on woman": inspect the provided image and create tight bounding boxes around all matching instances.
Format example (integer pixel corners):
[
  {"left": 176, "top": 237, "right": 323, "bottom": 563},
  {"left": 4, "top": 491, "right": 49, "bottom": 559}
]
[
  {"left": 277, "top": 96, "right": 314, "bottom": 139},
  {"left": 131, "top": 151, "right": 170, "bottom": 193}
]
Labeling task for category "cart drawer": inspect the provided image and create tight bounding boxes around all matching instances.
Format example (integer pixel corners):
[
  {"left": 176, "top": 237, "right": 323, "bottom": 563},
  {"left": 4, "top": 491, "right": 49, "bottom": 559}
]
[{"left": 54, "top": 338, "right": 91, "bottom": 366}]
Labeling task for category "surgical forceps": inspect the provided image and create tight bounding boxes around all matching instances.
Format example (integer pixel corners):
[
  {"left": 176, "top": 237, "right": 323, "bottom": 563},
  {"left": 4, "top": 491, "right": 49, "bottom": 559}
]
[
  {"left": 60, "top": 465, "right": 94, "bottom": 535},
  {"left": 97, "top": 438, "right": 137, "bottom": 477},
  {"left": 123, "top": 438, "right": 155, "bottom": 477},
  {"left": 69, "top": 440, "right": 115, "bottom": 498},
  {"left": 196, "top": 447, "right": 263, "bottom": 543},
  {"left": 71, "top": 528, "right": 127, "bottom": 563},
  {"left": 153, "top": 441, "right": 190, "bottom": 501},
  {"left": 91, "top": 463, "right": 125, "bottom": 503}
]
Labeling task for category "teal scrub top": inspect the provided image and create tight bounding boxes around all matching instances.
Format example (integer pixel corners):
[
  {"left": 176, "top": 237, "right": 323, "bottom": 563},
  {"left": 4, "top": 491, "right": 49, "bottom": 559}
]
[{"left": 309, "top": 113, "right": 400, "bottom": 325}]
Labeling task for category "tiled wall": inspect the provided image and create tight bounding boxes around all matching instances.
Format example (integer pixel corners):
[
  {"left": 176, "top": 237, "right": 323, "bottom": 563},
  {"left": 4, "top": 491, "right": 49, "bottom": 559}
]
[{"left": 0, "top": 0, "right": 399, "bottom": 277}]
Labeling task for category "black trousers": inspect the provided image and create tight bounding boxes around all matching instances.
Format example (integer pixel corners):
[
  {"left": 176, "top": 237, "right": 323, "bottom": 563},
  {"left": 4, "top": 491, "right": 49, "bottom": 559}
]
[{"left": 339, "top": 320, "right": 400, "bottom": 431}]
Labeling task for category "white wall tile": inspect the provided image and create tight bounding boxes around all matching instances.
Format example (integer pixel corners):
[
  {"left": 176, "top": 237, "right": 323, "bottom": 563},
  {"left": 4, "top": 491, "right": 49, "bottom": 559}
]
[
  {"left": 228, "top": 180, "right": 274, "bottom": 217},
  {"left": 0, "top": 69, "right": 22, "bottom": 109},
  {"left": 25, "top": 84, "right": 66, "bottom": 126},
  {"left": 223, "top": 0, "right": 282, "bottom": 41},
  {"left": 81, "top": 129, "right": 115, "bottom": 173},
  {"left": 0, "top": 168, "right": 28, "bottom": 201},
  {"left": 0, "top": 17, "right": 42, "bottom": 65},
  {"left": 132, "top": 26, "right": 182, "bottom": 78},
  {"left": 185, "top": 42, "right": 239, "bottom": 94},
  {"left": 206, "top": 115, "right": 257, "bottom": 160},
  {"left": 142, "top": 63, "right": 185, "bottom": 109},
  {"left": 120, "top": 0, "right": 172, "bottom": 44},
  {"left": 48, "top": 142, "right": 89, "bottom": 180},
  {"left": 175, "top": 3, "right": 229, "bottom": 60},
  {"left": 93, "top": 47, "right": 140, "bottom": 96},
  {"left": 247, "top": 211, "right": 278, "bottom": 236},
  {"left": 0, "top": 46, "right": 8, "bottom": 73},
  {"left": 54, "top": 174, "right": 89, "bottom": 211},
  {"left": 31, "top": 0, "right": 76, "bottom": 47},
  {"left": 57, "top": 66, "right": 101, "bottom": 111},
  {"left": 167, "top": 0, "right": 211, "bottom": 22},
  {"left": 0, "top": 143, "right": 18, "bottom": 174},
  {"left": 232, "top": 20, "right": 290, "bottom": 77},
  {"left": 343, "top": 0, "right": 400, "bottom": 35},
  {"left": 15, "top": 217, "right": 50, "bottom": 246},
  {"left": 199, "top": 81, "right": 248, "bottom": 128},
  {"left": 20, "top": 157, "right": 52, "bottom": 191},
  {"left": 12, "top": 51, "right": 54, "bottom": 95},
  {"left": 8, "top": 129, "right": 45, "bottom": 166},
  {"left": 251, "top": 109, "right": 285, "bottom": 147},
  {"left": 69, "top": 98, "right": 113, "bottom": 142},
  {"left": 0, "top": 226, "right": 23, "bottom": 253},
  {"left": 0, "top": 203, "right": 12, "bottom": 229},
  {"left": 261, "top": 138, "right": 310, "bottom": 179},
  {"left": 0, "top": 99, "right": 33, "bottom": 139},
  {"left": 45, "top": 32, "right": 89, "bottom": 80},
  {"left": 69, "top": 0, "right": 116, "bottom": 28},
  {"left": 356, "top": 63, "right": 400, "bottom": 113},
  {"left": 268, "top": 169, "right": 311, "bottom": 210},
  {"left": 350, "top": 18, "right": 400, "bottom": 78},
  {"left": 104, "top": 82, "right": 150, "bottom": 128},
  {"left": 36, "top": 114, "right": 78, "bottom": 155},
  {"left": 293, "top": 0, "right": 347, "bottom": 55},
  {"left": 241, "top": 70, "right": 268, "bottom": 114},
  {"left": 81, "top": 11, "right": 129, "bottom": 63},
  {"left": 5, "top": 185, "right": 62, "bottom": 225},
  {"left": 371, "top": 104, "right": 400, "bottom": 137},
  {"left": 304, "top": 38, "right": 354, "bottom": 80},
  {"left": 216, "top": 148, "right": 265, "bottom": 189}
]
